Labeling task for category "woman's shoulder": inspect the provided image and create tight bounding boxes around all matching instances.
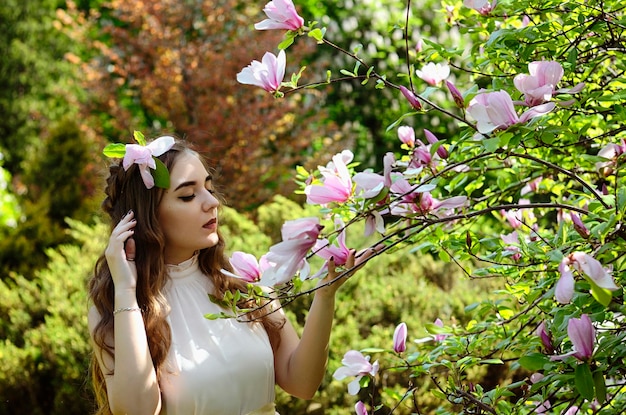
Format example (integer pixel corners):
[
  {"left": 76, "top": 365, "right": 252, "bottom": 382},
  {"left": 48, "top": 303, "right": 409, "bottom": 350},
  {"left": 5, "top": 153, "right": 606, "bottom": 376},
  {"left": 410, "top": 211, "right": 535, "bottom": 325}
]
[{"left": 87, "top": 305, "right": 102, "bottom": 335}]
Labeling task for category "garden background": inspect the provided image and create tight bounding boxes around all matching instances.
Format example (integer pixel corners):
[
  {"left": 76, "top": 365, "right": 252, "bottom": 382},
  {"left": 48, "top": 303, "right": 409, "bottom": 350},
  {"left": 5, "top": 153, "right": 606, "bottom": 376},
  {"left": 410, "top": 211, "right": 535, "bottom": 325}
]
[{"left": 1, "top": 0, "right": 624, "bottom": 414}]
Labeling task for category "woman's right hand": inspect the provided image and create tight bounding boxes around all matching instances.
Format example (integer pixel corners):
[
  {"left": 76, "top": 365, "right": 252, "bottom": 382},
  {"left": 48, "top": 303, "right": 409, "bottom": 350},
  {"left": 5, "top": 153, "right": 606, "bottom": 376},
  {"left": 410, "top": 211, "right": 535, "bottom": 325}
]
[{"left": 104, "top": 210, "right": 138, "bottom": 290}]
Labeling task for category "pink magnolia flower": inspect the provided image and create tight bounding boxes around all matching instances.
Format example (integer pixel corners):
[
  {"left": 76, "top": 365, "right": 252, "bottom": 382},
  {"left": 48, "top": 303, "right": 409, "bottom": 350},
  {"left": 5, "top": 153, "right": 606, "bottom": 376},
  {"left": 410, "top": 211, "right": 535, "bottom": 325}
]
[
  {"left": 445, "top": 80, "right": 465, "bottom": 108},
  {"left": 333, "top": 350, "right": 379, "bottom": 395},
  {"left": 390, "top": 178, "right": 466, "bottom": 217},
  {"left": 514, "top": 61, "right": 585, "bottom": 107},
  {"left": 433, "top": 318, "right": 449, "bottom": 342},
  {"left": 569, "top": 252, "right": 618, "bottom": 290},
  {"left": 398, "top": 125, "right": 416, "bottom": 147},
  {"left": 353, "top": 152, "right": 395, "bottom": 200},
  {"left": 501, "top": 209, "right": 523, "bottom": 229},
  {"left": 595, "top": 139, "right": 626, "bottom": 175},
  {"left": 570, "top": 212, "right": 590, "bottom": 239},
  {"left": 305, "top": 150, "right": 353, "bottom": 205},
  {"left": 535, "top": 321, "right": 555, "bottom": 354},
  {"left": 563, "top": 406, "right": 579, "bottom": 415},
  {"left": 418, "top": 192, "right": 467, "bottom": 216},
  {"left": 520, "top": 176, "right": 542, "bottom": 195},
  {"left": 536, "top": 400, "right": 551, "bottom": 413},
  {"left": 123, "top": 136, "right": 175, "bottom": 189},
  {"left": 514, "top": 61, "right": 563, "bottom": 106},
  {"left": 416, "top": 62, "right": 450, "bottom": 86},
  {"left": 569, "top": 315, "right": 595, "bottom": 360},
  {"left": 530, "top": 373, "right": 544, "bottom": 383},
  {"left": 393, "top": 322, "right": 408, "bottom": 352},
  {"left": 424, "top": 129, "right": 449, "bottom": 159},
  {"left": 467, "top": 90, "right": 555, "bottom": 134},
  {"left": 223, "top": 251, "right": 266, "bottom": 283},
  {"left": 355, "top": 401, "right": 368, "bottom": 415},
  {"left": 254, "top": 0, "right": 304, "bottom": 31},
  {"left": 550, "top": 314, "right": 595, "bottom": 361},
  {"left": 556, "top": 259, "right": 575, "bottom": 304},
  {"left": 262, "top": 217, "right": 323, "bottom": 285},
  {"left": 410, "top": 143, "right": 435, "bottom": 170},
  {"left": 237, "top": 50, "right": 286, "bottom": 94},
  {"left": 556, "top": 252, "right": 618, "bottom": 303},
  {"left": 463, "top": 0, "right": 497, "bottom": 15},
  {"left": 399, "top": 85, "right": 422, "bottom": 110},
  {"left": 311, "top": 217, "right": 351, "bottom": 278},
  {"left": 501, "top": 231, "right": 521, "bottom": 261},
  {"left": 364, "top": 210, "right": 386, "bottom": 237}
]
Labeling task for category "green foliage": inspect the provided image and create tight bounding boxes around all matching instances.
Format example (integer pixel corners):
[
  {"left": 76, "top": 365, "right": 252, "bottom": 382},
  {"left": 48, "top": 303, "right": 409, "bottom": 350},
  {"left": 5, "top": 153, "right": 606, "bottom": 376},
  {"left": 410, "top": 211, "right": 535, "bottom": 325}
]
[
  {"left": 220, "top": 205, "right": 272, "bottom": 257},
  {"left": 295, "top": 0, "right": 468, "bottom": 171},
  {"left": 0, "top": 118, "right": 101, "bottom": 276},
  {"left": 0, "top": 0, "right": 96, "bottom": 279},
  {"left": 0, "top": 154, "right": 20, "bottom": 229},
  {"left": 237, "top": 0, "right": 626, "bottom": 413},
  {"left": 0, "top": 219, "right": 107, "bottom": 415},
  {"left": 0, "top": 0, "right": 80, "bottom": 174}
]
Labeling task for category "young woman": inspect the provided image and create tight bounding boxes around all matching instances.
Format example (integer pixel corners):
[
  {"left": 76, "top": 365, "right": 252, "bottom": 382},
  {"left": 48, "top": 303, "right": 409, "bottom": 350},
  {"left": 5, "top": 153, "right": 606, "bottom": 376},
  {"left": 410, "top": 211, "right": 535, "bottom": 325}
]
[{"left": 88, "top": 136, "right": 372, "bottom": 415}]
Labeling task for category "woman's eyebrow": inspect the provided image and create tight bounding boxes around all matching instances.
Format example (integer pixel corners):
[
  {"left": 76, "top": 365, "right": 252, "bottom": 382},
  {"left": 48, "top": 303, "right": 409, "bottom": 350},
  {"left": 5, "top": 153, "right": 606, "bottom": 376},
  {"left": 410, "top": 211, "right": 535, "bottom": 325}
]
[{"left": 173, "top": 175, "right": 212, "bottom": 191}]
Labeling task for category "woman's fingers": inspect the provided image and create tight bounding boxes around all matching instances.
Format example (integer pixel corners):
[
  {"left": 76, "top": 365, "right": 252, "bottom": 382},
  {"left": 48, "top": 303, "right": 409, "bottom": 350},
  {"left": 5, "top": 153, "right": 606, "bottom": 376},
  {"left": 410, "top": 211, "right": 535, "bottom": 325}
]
[
  {"left": 105, "top": 211, "right": 138, "bottom": 289},
  {"left": 105, "top": 211, "right": 137, "bottom": 263},
  {"left": 125, "top": 237, "right": 136, "bottom": 261}
]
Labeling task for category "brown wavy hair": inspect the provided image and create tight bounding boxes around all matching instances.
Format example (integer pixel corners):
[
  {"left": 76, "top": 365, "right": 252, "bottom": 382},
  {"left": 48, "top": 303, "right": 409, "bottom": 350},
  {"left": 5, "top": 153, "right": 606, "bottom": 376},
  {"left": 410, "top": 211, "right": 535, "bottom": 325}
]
[{"left": 88, "top": 139, "right": 284, "bottom": 415}]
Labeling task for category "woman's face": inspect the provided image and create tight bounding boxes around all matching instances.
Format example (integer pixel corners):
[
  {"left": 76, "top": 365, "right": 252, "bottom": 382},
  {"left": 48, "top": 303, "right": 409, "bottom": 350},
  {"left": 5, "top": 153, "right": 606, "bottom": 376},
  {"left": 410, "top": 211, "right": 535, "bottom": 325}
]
[{"left": 157, "top": 152, "right": 220, "bottom": 264}]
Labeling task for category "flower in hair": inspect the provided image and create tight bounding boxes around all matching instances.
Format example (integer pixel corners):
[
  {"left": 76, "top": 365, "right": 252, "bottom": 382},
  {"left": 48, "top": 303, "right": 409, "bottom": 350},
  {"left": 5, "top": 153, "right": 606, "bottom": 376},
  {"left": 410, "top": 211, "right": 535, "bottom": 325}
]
[{"left": 103, "top": 131, "right": 175, "bottom": 189}]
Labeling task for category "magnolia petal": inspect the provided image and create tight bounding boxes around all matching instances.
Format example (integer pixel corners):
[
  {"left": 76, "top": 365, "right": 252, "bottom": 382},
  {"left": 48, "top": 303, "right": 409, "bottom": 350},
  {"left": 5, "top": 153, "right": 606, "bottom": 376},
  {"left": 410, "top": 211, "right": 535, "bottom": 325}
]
[
  {"left": 147, "top": 135, "right": 175, "bottom": 157},
  {"left": 571, "top": 252, "right": 619, "bottom": 290},
  {"left": 355, "top": 401, "right": 368, "bottom": 415},
  {"left": 434, "top": 195, "right": 467, "bottom": 210},
  {"left": 568, "top": 314, "right": 595, "bottom": 360},
  {"left": 138, "top": 164, "right": 155, "bottom": 189},
  {"left": 519, "top": 102, "right": 556, "bottom": 123},
  {"left": 347, "top": 377, "right": 362, "bottom": 395},
  {"left": 393, "top": 322, "right": 408, "bottom": 353},
  {"left": 556, "top": 263, "right": 575, "bottom": 304}
]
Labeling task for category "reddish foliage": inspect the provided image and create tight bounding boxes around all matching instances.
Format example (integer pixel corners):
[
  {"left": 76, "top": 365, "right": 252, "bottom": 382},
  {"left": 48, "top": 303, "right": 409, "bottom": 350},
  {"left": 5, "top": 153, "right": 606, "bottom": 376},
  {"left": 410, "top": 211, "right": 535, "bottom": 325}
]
[{"left": 65, "top": 0, "right": 345, "bottom": 209}]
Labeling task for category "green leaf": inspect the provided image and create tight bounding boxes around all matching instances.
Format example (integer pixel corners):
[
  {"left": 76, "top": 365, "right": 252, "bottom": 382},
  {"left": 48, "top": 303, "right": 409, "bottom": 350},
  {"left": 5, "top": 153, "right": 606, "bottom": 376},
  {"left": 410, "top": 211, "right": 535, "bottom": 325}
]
[
  {"left": 480, "top": 358, "right": 504, "bottom": 365},
  {"left": 424, "top": 322, "right": 449, "bottom": 335},
  {"left": 153, "top": 158, "right": 170, "bottom": 189},
  {"left": 278, "top": 35, "right": 295, "bottom": 50},
  {"left": 307, "top": 28, "right": 325, "bottom": 43},
  {"left": 518, "top": 353, "right": 549, "bottom": 371},
  {"left": 438, "top": 249, "right": 450, "bottom": 262},
  {"left": 102, "top": 143, "right": 126, "bottom": 158},
  {"left": 482, "top": 136, "right": 500, "bottom": 152},
  {"left": 593, "top": 370, "right": 607, "bottom": 404},
  {"left": 575, "top": 363, "right": 595, "bottom": 401},
  {"left": 133, "top": 130, "right": 146, "bottom": 146},
  {"left": 360, "top": 347, "right": 386, "bottom": 353},
  {"left": 585, "top": 276, "right": 613, "bottom": 307}
]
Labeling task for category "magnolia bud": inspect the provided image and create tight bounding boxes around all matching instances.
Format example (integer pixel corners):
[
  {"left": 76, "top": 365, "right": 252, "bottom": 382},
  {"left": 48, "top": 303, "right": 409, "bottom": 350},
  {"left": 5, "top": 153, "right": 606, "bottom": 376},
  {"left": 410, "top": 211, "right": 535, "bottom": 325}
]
[
  {"left": 445, "top": 80, "right": 465, "bottom": 108},
  {"left": 424, "top": 129, "right": 449, "bottom": 159},
  {"left": 399, "top": 85, "right": 422, "bottom": 111}
]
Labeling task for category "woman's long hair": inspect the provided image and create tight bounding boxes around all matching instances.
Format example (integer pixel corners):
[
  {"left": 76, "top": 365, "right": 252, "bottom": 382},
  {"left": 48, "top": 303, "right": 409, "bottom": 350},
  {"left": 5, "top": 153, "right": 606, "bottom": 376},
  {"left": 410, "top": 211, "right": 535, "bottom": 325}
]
[{"left": 89, "top": 140, "right": 284, "bottom": 414}]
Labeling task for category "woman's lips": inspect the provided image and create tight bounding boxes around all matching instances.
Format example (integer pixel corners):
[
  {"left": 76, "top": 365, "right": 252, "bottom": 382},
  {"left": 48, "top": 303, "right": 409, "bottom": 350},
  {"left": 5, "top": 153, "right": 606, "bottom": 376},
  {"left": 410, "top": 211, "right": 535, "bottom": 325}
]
[{"left": 203, "top": 218, "right": 217, "bottom": 229}]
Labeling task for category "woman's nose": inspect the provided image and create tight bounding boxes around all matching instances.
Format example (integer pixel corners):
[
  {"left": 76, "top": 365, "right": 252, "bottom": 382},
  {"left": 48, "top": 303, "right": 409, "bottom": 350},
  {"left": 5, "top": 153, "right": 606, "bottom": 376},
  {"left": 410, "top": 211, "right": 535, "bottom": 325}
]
[{"left": 202, "top": 190, "right": 220, "bottom": 211}]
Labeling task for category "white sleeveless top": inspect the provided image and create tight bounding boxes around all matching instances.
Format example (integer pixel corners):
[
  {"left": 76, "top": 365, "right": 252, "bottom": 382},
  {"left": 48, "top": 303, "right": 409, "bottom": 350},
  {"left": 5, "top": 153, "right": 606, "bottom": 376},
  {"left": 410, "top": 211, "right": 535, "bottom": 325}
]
[{"left": 159, "top": 255, "right": 277, "bottom": 415}]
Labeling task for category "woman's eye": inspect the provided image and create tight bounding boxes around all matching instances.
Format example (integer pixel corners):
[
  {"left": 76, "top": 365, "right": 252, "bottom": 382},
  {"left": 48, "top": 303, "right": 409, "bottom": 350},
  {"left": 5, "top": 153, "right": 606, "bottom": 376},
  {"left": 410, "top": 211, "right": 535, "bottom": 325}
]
[{"left": 180, "top": 194, "right": 196, "bottom": 202}]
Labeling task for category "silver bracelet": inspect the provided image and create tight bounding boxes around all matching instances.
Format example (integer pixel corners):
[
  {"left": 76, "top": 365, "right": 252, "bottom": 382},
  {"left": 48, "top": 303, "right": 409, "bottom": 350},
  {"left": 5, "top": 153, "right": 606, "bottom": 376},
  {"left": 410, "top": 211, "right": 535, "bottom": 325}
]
[{"left": 113, "top": 307, "right": 142, "bottom": 315}]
